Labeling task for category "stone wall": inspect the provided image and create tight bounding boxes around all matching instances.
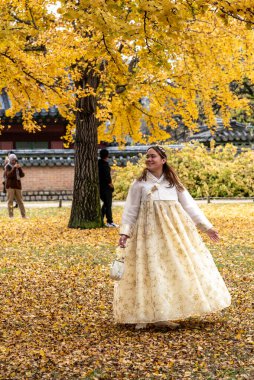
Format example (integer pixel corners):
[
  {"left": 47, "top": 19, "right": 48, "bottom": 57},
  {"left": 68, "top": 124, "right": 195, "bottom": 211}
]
[
  {"left": 20, "top": 166, "right": 74, "bottom": 192},
  {"left": 0, "top": 166, "right": 74, "bottom": 201}
]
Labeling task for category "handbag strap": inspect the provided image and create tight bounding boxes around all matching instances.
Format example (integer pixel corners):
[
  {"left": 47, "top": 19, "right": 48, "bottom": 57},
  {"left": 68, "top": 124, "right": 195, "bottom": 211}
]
[{"left": 116, "top": 246, "right": 126, "bottom": 261}]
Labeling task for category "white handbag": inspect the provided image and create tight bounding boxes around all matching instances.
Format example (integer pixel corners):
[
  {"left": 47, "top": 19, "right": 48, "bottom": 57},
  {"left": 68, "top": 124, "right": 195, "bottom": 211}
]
[
  {"left": 110, "top": 247, "right": 125, "bottom": 281},
  {"left": 110, "top": 258, "right": 125, "bottom": 281}
]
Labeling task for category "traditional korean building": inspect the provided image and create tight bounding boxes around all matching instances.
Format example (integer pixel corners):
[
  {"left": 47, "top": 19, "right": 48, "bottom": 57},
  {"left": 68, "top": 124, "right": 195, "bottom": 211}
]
[
  {"left": 0, "top": 90, "right": 68, "bottom": 150},
  {"left": 1, "top": 88, "right": 253, "bottom": 150}
]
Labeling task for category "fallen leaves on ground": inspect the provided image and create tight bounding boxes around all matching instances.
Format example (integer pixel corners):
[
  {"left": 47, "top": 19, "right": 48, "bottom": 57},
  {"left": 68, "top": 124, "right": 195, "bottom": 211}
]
[{"left": 0, "top": 204, "right": 253, "bottom": 380}]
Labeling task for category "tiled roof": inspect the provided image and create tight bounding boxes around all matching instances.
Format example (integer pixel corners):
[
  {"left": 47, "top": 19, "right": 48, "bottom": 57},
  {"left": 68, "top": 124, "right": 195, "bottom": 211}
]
[
  {"left": 0, "top": 145, "right": 184, "bottom": 167},
  {"left": 0, "top": 106, "right": 61, "bottom": 120},
  {"left": 189, "top": 119, "right": 254, "bottom": 144},
  {"left": 0, "top": 149, "right": 75, "bottom": 167},
  {"left": 0, "top": 91, "right": 62, "bottom": 120}
]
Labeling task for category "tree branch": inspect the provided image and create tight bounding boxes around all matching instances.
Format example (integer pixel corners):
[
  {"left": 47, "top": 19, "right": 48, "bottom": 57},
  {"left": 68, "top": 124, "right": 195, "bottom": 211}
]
[
  {"left": 131, "top": 101, "right": 160, "bottom": 119},
  {"left": 0, "top": 51, "right": 62, "bottom": 96},
  {"left": 219, "top": 8, "right": 254, "bottom": 25},
  {"left": 28, "top": 7, "right": 39, "bottom": 30},
  {"left": 9, "top": 11, "right": 32, "bottom": 26},
  {"left": 102, "top": 33, "right": 124, "bottom": 74},
  {"left": 144, "top": 11, "right": 152, "bottom": 53}
]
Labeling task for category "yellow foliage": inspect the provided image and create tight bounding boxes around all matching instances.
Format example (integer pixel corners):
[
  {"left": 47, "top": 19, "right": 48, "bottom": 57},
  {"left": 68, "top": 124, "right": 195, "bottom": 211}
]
[{"left": 0, "top": 1, "right": 254, "bottom": 143}]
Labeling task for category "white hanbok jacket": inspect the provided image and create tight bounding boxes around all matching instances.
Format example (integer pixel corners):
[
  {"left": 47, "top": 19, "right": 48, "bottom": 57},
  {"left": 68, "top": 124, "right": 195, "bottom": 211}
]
[{"left": 120, "top": 172, "right": 213, "bottom": 237}]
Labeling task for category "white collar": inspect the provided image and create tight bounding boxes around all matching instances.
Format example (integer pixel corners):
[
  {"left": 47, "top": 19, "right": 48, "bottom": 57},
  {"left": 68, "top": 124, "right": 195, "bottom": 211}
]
[{"left": 147, "top": 171, "right": 165, "bottom": 183}]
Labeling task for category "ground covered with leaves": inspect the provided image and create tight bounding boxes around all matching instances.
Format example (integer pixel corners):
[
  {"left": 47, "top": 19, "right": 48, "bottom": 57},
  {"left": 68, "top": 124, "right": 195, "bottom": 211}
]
[{"left": 0, "top": 204, "right": 253, "bottom": 380}]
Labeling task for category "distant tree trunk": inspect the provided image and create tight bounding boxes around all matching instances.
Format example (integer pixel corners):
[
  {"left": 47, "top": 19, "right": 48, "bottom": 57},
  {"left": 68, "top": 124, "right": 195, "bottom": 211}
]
[{"left": 68, "top": 67, "right": 103, "bottom": 229}]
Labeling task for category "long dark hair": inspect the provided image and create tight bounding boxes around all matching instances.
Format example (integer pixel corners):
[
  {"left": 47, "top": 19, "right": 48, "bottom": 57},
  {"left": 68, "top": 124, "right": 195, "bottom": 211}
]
[{"left": 138, "top": 145, "right": 184, "bottom": 192}]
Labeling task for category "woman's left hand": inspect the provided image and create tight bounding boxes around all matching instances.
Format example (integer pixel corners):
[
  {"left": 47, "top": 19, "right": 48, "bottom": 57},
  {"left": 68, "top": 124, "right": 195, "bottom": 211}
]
[{"left": 206, "top": 228, "right": 220, "bottom": 242}]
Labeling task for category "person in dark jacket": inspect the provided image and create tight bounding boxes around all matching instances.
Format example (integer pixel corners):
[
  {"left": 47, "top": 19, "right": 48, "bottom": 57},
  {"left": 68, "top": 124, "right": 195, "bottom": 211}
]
[
  {"left": 2, "top": 151, "right": 18, "bottom": 208},
  {"left": 5, "top": 154, "right": 26, "bottom": 218},
  {"left": 98, "top": 149, "right": 118, "bottom": 227}
]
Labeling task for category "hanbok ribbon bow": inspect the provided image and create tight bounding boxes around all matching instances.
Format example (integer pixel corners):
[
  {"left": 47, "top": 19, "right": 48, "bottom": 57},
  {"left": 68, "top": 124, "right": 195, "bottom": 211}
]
[
  {"left": 147, "top": 184, "right": 159, "bottom": 196},
  {"left": 147, "top": 184, "right": 159, "bottom": 208}
]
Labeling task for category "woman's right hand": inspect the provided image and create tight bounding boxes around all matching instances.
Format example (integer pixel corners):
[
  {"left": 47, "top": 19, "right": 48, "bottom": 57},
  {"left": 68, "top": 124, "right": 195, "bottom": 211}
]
[
  {"left": 119, "top": 234, "right": 128, "bottom": 248},
  {"left": 206, "top": 228, "right": 220, "bottom": 243}
]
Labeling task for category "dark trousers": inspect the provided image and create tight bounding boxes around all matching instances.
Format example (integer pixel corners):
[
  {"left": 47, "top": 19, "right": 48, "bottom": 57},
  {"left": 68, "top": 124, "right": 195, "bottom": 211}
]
[{"left": 100, "top": 189, "right": 113, "bottom": 224}]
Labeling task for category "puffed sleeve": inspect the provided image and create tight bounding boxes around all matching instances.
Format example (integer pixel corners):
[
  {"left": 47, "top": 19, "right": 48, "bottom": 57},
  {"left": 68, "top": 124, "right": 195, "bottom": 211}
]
[
  {"left": 177, "top": 188, "right": 213, "bottom": 232},
  {"left": 120, "top": 180, "right": 143, "bottom": 237}
]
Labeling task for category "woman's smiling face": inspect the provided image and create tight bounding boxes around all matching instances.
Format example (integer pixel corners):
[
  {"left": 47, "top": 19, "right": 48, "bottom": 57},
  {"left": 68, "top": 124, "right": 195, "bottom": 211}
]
[{"left": 145, "top": 148, "right": 166, "bottom": 173}]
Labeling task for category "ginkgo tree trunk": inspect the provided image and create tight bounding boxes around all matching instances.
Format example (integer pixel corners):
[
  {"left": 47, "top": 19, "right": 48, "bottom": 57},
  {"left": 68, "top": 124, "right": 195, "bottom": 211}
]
[{"left": 68, "top": 67, "right": 103, "bottom": 228}]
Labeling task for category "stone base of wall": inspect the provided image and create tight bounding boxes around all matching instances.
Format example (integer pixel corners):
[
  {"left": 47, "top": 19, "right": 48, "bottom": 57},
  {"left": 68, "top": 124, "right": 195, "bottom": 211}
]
[{"left": 0, "top": 190, "right": 73, "bottom": 202}]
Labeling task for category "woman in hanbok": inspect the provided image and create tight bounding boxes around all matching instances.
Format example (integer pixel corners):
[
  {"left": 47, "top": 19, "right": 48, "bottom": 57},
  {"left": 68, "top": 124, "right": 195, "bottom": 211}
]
[{"left": 113, "top": 145, "right": 231, "bottom": 329}]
